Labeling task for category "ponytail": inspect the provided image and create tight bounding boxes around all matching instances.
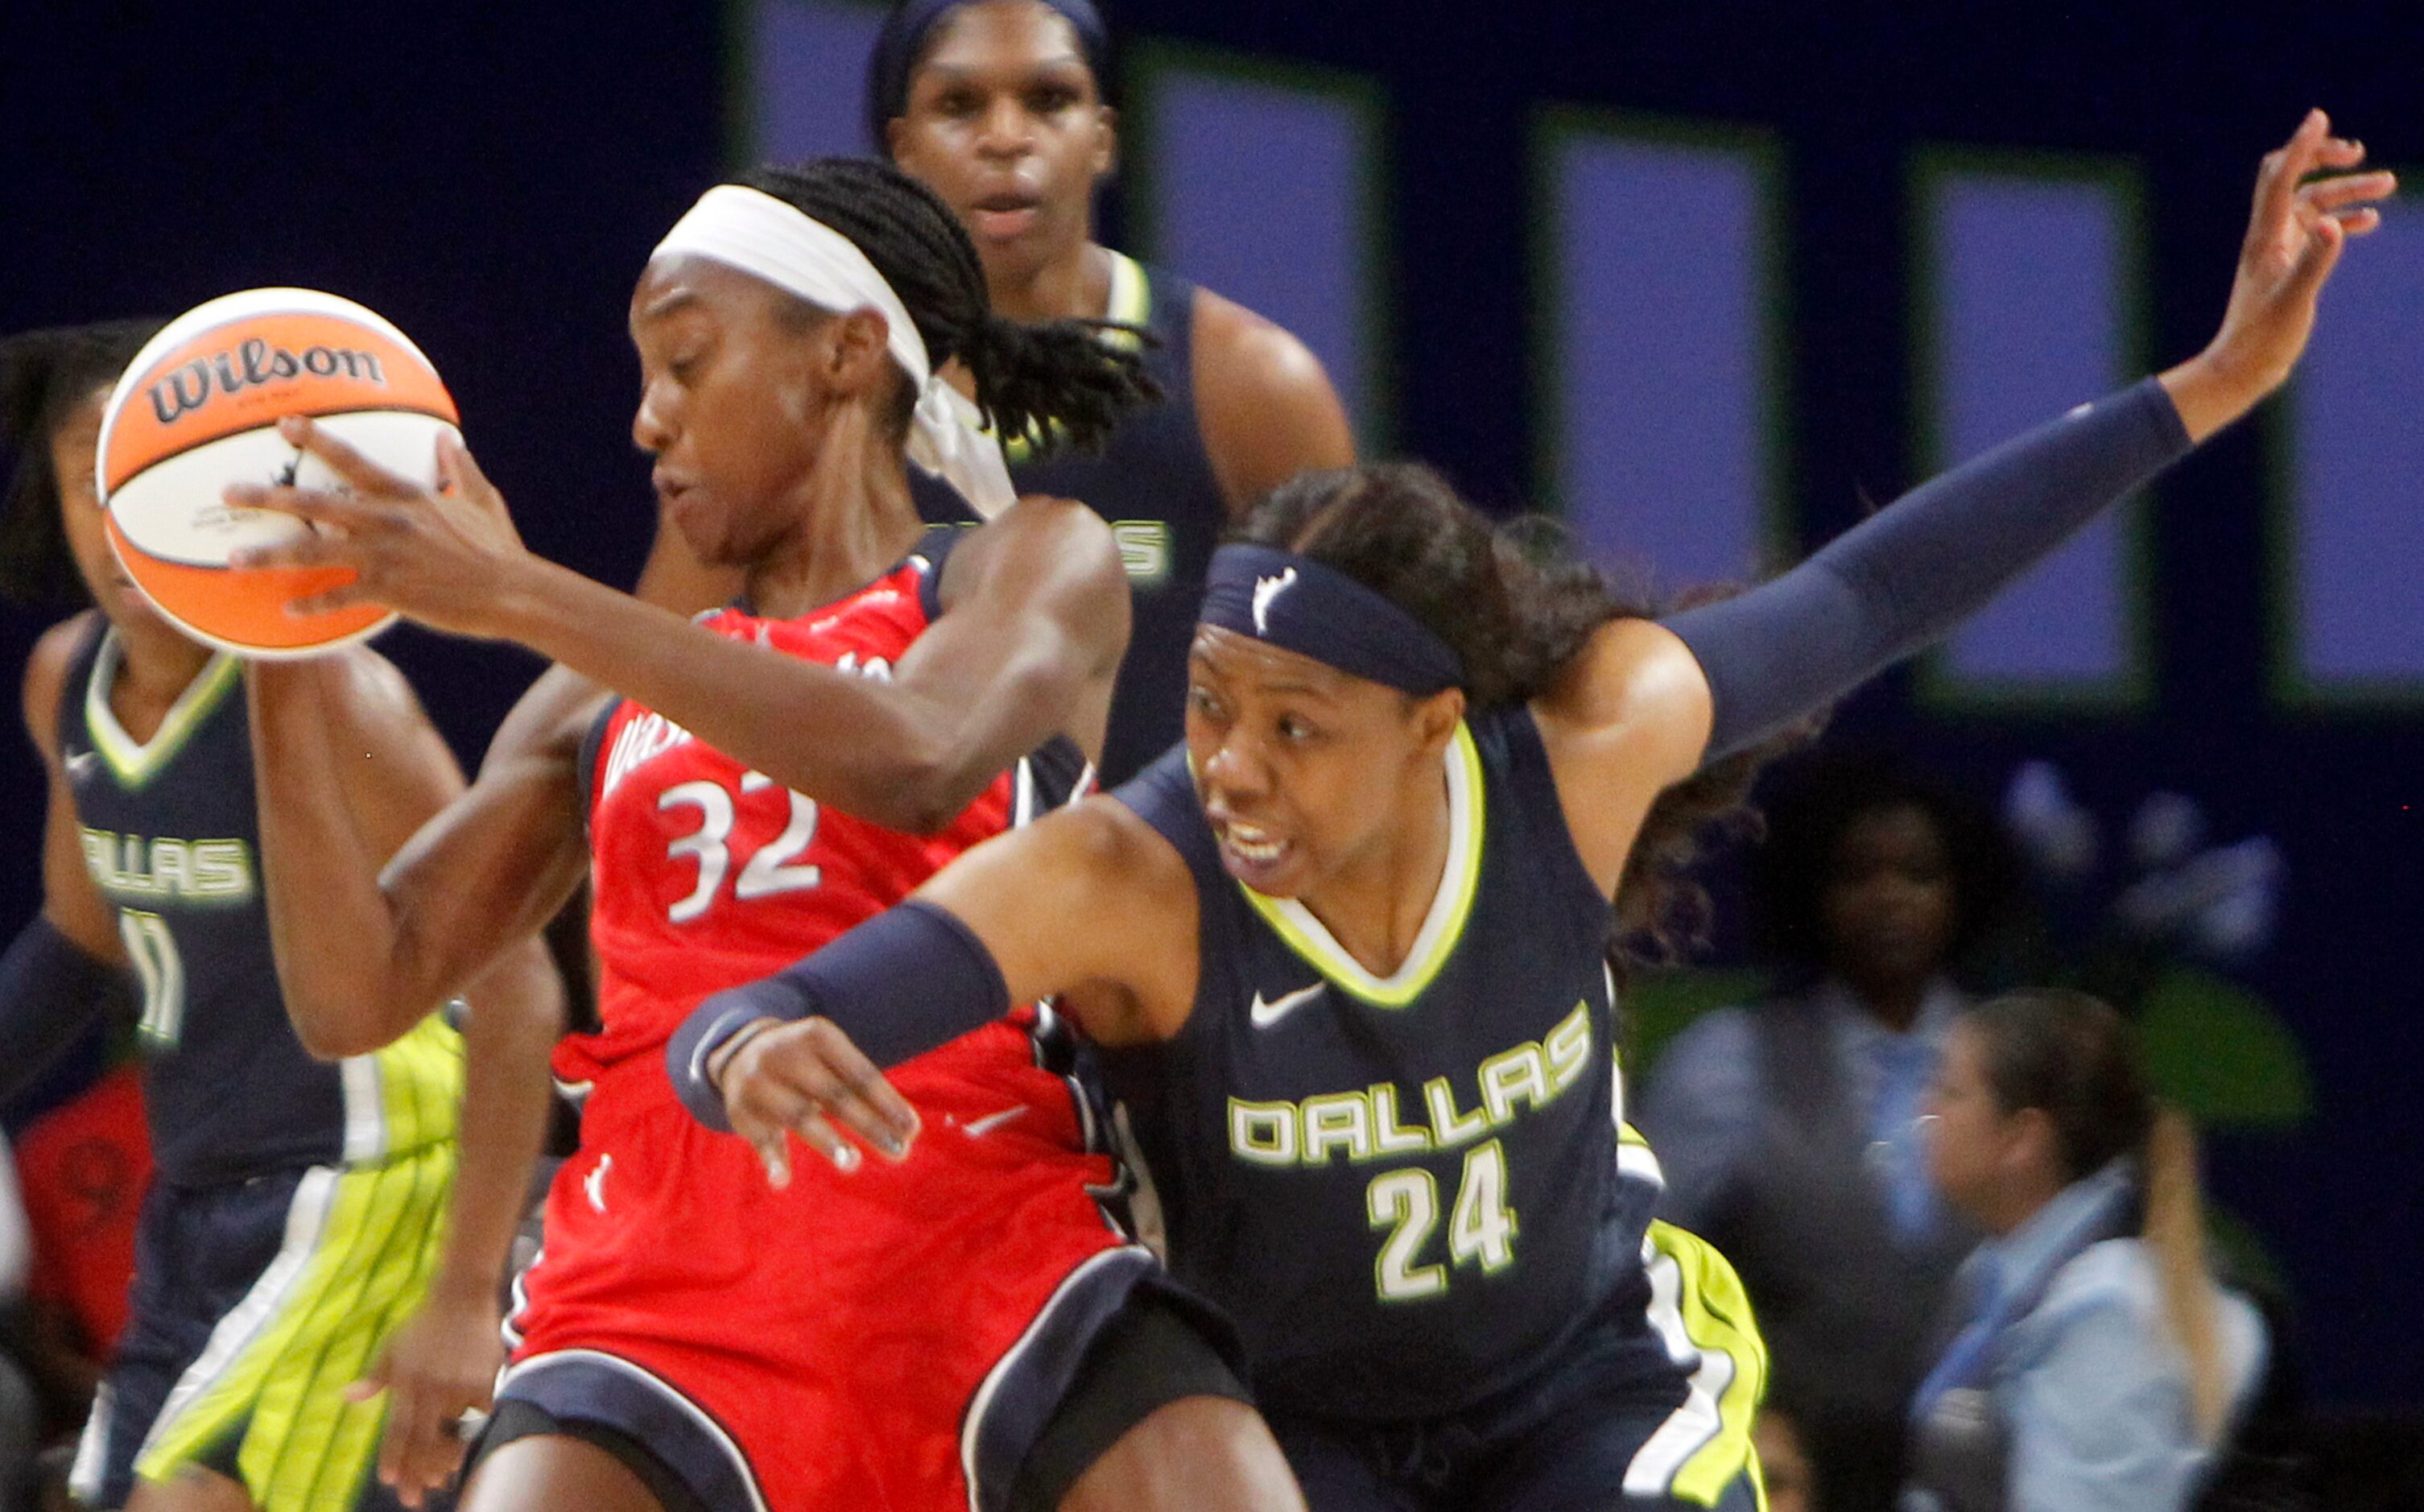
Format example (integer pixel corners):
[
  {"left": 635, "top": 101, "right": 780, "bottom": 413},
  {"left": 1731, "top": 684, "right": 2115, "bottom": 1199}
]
[
  {"left": 1968, "top": 989, "right": 2236, "bottom": 1445},
  {"left": 734, "top": 159, "right": 1157, "bottom": 454},
  {"left": 2144, "top": 1105, "right": 2229, "bottom": 1444}
]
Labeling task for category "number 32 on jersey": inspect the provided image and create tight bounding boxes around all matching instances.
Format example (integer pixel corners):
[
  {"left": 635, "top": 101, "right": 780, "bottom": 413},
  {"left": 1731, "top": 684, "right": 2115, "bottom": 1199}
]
[{"left": 657, "top": 770, "right": 822, "bottom": 923}]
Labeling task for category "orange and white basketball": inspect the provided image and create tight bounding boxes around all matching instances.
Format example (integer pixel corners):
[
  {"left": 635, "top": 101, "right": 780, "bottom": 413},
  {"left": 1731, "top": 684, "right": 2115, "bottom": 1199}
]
[{"left": 95, "top": 288, "right": 459, "bottom": 657}]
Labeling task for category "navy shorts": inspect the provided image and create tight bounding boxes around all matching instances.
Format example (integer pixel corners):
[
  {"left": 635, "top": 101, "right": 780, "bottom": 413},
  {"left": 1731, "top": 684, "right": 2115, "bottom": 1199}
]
[
  {"left": 70, "top": 1154, "right": 448, "bottom": 1512},
  {"left": 1269, "top": 1279, "right": 1765, "bottom": 1512}
]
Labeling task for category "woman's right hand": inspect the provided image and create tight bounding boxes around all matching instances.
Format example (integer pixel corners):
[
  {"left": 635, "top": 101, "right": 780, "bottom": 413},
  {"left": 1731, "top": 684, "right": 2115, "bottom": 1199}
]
[
  {"left": 2161, "top": 109, "right": 2396, "bottom": 442},
  {"left": 713, "top": 1015, "right": 923, "bottom": 1188}
]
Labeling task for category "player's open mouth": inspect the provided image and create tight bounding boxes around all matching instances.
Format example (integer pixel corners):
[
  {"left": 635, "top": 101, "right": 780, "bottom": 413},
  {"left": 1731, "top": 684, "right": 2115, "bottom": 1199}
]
[
  {"left": 970, "top": 192, "right": 1042, "bottom": 241},
  {"left": 1217, "top": 820, "right": 1293, "bottom": 882}
]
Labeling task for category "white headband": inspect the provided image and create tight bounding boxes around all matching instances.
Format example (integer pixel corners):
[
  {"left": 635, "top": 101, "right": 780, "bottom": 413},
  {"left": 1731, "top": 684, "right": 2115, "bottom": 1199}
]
[{"left": 651, "top": 184, "right": 1016, "bottom": 518}]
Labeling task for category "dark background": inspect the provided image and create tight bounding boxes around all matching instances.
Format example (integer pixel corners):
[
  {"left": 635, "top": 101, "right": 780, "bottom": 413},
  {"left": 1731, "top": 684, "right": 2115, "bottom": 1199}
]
[{"left": 3, "top": 0, "right": 2416, "bottom": 1406}]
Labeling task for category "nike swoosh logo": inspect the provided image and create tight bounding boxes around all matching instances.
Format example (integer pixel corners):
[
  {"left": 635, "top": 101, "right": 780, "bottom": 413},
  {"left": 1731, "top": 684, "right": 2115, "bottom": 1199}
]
[
  {"left": 962, "top": 1104, "right": 1029, "bottom": 1138},
  {"left": 64, "top": 749, "right": 99, "bottom": 779},
  {"left": 1249, "top": 982, "right": 1325, "bottom": 1029}
]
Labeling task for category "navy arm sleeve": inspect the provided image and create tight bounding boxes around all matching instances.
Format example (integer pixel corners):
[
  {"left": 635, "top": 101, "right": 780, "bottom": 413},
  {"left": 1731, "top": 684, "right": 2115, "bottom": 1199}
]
[
  {"left": 1662, "top": 378, "right": 2192, "bottom": 762},
  {"left": 668, "top": 899, "right": 1010, "bottom": 1131},
  {"left": 0, "top": 917, "right": 133, "bottom": 1108}
]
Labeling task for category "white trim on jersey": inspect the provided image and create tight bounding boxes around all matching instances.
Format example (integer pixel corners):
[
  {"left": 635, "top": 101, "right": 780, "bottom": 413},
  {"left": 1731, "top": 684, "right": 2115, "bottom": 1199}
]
[
  {"left": 339, "top": 1054, "right": 386, "bottom": 1163},
  {"left": 67, "top": 1381, "right": 114, "bottom": 1504},
  {"left": 137, "top": 1166, "right": 341, "bottom": 1463},
  {"left": 1623, "top": 1237, "right": 1737, "bottom": 1498}
]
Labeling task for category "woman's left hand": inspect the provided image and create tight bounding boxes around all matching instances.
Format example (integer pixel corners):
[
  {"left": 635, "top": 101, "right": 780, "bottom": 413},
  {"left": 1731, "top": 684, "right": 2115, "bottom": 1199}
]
[{"left": 225, "top": 415, "right": 534, "bottom": 639}]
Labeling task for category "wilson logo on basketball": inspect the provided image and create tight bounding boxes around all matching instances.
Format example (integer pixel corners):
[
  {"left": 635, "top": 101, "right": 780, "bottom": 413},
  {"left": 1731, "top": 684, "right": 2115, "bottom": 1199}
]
[{"left": 147, "top": 339, "right": 390, "bottom": 425}]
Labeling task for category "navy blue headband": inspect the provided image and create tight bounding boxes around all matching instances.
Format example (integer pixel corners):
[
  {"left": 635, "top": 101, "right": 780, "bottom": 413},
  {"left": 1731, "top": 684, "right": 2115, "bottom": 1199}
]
[
  {"left": 1199, "top": 545, "right": 1464, "bottom": 696},
  {"left": 865, "top": 0, "right": 1111, "bottom": 150}
]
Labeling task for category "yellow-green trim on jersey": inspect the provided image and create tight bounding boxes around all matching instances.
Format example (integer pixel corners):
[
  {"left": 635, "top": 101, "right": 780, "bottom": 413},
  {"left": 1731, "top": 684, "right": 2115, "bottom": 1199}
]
[
  {"left": 1241, "top": 721, "right": 1485, "bottom": 1007},
  {"left": 134, "top": 1139, "right": 456, "bottom": 1512},
  {"left": 1637, "top": 1219, "right": 1770, "bottom": 1509},
  {"left": 84, "top": 630, "right": 242, "bottom": 791},
  {"left": 341, "top": 1011, "right": 465, "bottom": 1163}
]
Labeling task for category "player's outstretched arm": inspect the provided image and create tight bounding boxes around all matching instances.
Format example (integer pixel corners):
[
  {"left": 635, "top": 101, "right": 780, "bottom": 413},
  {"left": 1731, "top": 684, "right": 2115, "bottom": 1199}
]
[
  {"left": 247, "top": 656, "right": 594, "bottom": 1048},
  {"left": 1534, "top": 110, "right": 2392, "bottom": 894},
  {"left": 246, "top": 648, "right": 571, "bottom": 1506},
  {"left": 227, "top": 425, "right": 1129, "bottom": 834},
  {"left": 669, "top": 795, "right": 1199, "bottom": 1184},
  {"left": 0, "top": 617, "right": 138, "bottom": 1105}
]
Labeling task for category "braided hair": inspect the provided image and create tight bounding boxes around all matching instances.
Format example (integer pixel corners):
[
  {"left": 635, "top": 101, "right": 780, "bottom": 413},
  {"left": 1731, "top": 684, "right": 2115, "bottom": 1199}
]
[
  {"left": 734, "top": 158, "right": 1154, "bottom": 454},
  {"left": 0, "top": 318, "right": 163, "bottom": 606}
]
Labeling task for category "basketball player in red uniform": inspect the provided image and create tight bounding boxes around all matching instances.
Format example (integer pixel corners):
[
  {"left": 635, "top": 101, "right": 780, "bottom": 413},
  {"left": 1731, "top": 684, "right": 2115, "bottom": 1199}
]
[{"left": 235, "top": 159, "right": 1300, "bottom": 1512}]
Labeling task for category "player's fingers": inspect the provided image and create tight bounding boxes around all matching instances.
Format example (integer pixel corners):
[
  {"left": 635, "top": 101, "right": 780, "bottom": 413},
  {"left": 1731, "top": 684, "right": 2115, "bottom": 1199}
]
[
  {"left": 804, "top": 1022, "right": 919, "bottom": 1158},
  {"left": 2253, "top": 109, "right": 2327, "bottom": 230},
  {"left": 377, "top": 1373, "right": 428, "bottom": 1490},
  {"left": 789, "top": 1109, "right": 861, "bottom": 1173},
  {"left": 2285, "top": 210, "right": 2348, "bottom": 302},
  {"left": 436, "top": 431, "right": 501, "bottom": 507},
  {"left": 726, "top": 1100, "right": 795, "bottom": 1189},
  {"left": 2335, "top": 205, "right": 2386, "bottom": 238},
  {"left": 280, "top": 415, "right": 415, "bottom": 496},
  {"left": 2300, "top": 169, "right": 2397, "bottom": 217},
  {"left": 224, "top": 481, "right": 360, "bottom": 526},
  {"left": 283, "top": 583, "right": 374, "bottom": 618}
]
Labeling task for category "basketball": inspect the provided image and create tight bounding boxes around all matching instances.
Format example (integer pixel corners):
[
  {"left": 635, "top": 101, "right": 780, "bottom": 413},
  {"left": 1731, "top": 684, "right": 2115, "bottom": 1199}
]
[{"left": 94, "top": 288, "right": 459, "bottom": 657}]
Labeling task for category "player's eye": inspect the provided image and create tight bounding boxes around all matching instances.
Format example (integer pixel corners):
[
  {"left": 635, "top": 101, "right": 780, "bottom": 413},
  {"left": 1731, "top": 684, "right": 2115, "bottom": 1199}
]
[{"left": 1029, "top": 85, "right": 1077, "bottom": 114}]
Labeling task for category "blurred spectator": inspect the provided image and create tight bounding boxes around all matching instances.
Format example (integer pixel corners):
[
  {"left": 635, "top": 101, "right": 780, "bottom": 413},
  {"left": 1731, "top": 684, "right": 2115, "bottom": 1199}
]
[
  {"left": 9, "top": 1055, "right": 146, "bottom": 1436},
  {"left": 1640, "top": 752, "right": 2017, "bottom": 1512},
  {"left": 1757, "top": 1406, "right": 1820, "bottom": 1512},
  {"left": 1904, "top": 989, "right": 2265, "bottom": 1512}
]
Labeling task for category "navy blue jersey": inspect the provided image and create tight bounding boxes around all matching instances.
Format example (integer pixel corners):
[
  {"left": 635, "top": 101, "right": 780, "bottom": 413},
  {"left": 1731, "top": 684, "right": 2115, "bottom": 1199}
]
[
  {"left": 1010, "top": 255, "right": 1226, "bottom": 787},
  {"left": 1105, "top": 704, "right": 1686, "bottom": 1423},
  {"left": 58, "top": 622, "right": 460, "bottom": 1185}
]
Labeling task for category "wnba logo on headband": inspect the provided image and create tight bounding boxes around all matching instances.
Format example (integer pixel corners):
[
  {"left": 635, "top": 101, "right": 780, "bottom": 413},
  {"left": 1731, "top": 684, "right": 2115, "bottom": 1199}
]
[{"left": 1202, "top": 545, "right": 1464, "bottom": 696}]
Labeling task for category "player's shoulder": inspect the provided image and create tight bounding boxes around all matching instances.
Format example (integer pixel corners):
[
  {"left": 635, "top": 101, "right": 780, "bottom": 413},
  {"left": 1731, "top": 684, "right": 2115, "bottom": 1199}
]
[
  {"left": 1188, "top": 285, "right": 1337, "bottom": 411},
  {"left": 22, "top": 609, "right": 101, "bottom": 757},
  {"left": 944, "top": 494, "right": 1123, "bottom": 614}
]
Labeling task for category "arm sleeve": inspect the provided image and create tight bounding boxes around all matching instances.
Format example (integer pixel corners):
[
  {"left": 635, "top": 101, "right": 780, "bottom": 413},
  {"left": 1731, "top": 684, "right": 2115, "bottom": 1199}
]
[
  {"left": 667, "top": 899, "right": 1010, "bottom": 1132},
  {"left": 1662, "top": 378, "right": 2191, "bottom": 762},
  {"left": 0, "top": 918, "right": 131, "bottom": 1111}
]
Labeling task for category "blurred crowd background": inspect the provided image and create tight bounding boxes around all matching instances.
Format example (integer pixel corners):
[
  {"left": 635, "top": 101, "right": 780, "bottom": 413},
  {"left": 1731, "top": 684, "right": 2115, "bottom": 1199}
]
[{"left": 3, "top": 0, "right": 2419, "bottom": 1505}]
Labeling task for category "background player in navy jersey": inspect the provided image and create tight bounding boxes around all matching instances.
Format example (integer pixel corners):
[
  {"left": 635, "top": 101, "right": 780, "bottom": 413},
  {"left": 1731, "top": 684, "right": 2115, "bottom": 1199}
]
[
  {"left": 645, "top": 0, "right": 1358, "bottom": 785},
  {"left": 681, "top": 113, "right": 2389, "bottom": 1509},
  {"left": 0, "top": 321, "right": 564, "bottom": 1512},
  {"left": 230, "top": 160, "right": 1303, "bottom": 1511}
]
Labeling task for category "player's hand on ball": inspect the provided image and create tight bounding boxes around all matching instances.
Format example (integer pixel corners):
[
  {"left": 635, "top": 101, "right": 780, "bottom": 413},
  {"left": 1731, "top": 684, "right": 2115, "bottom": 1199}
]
[
  {"left": 714, "top": 1016, "right": 922, "bottom": 1186},
  {"left": 225, "top": 415, "right": 531, "bottom": 638},
  {"left": 349, "top": 1285, "right": 504, "bottom": 1507},
  {"left": 2163, "top": 108, "right": 2397, "bottom": 440}
]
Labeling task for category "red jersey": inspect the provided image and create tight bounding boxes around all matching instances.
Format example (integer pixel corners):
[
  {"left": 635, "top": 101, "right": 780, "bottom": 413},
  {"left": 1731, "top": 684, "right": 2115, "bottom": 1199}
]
[
  {"left": 563, "top": 549, "right": 1074, "bottom": 1089},
  {"left": 506, "top": 539, "right": 1146, "bottom": 1512},
  {"left": 14, "top": 1062, "right": 149, "bottom": 1354}
]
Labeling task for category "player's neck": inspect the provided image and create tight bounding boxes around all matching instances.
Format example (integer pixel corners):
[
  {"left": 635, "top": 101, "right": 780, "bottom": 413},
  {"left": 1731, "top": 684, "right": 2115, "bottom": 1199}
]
[
  {"left": 745, "top": 429, "right": 924, "bottom": 620},
  {"left": 1298, "top": 768, "right": 1454, "bottom": 981},
  {"left": 105, "top": 617, "right": 215, "bottom": 742},
  {"left": 986, "top": 240, "right": 1114, "bottom": 324}
]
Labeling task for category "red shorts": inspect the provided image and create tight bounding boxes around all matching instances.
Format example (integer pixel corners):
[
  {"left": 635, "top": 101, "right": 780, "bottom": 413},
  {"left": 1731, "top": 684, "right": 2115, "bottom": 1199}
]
[{"left": 500, "top": 1024, "right": 1150, "bottom": 1512}]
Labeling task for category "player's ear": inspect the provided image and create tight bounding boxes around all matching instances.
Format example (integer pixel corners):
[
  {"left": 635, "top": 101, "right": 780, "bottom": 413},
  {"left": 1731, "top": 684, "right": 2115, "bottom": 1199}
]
[
  {"left": 1092, "top": 105, "right": 1117, "bottom": 180},
  {"left": 1409, "top": 686, "right": 1464, "bottom": 754}
]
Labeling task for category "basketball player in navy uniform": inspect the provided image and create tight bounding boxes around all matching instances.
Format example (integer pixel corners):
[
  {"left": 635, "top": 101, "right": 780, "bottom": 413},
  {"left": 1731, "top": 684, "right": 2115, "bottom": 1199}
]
[
  {"left": 679, "top": 114, "right": 2388, "bottom": 1507},
  {"left": 0, "top": 320, "right": 563, "bottom": 1512},
  {"left": 643, "top": 0, "right": 1357, "bottom": 785}
]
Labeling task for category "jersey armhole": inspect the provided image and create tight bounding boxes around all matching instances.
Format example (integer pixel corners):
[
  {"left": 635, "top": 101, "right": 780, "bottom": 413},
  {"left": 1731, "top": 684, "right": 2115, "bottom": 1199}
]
[
  {"left": 574, "top": 696, "right": 623, "bottom": 832},
  {"left": 1487, "top": 704, "right": 1614, "bottom": 918}
]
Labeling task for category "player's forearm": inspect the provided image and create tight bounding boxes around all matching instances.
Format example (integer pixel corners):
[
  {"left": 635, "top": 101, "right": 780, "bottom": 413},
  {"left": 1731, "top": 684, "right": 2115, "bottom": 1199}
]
[
  {"left": 427, "top": 943, "right": 562, "bottom": 1305},
  {"left": 1662, "top": 378, "right": 2192, "bottom": 762},
  {"left": 485, "top": 559, "right": 1006, "bottom": 831},
  {"left": 0, "top": 918, "right": 126, "bottom": 1108},
  {"left": 246, "top": 665, "right": 431, "bottom": 1054}
]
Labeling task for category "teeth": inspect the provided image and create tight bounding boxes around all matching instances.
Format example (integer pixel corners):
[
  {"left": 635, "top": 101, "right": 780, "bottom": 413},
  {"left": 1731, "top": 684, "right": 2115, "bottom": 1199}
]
[{"left": 1225, "top": 824, "right": 1283, "bottom": 864}]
